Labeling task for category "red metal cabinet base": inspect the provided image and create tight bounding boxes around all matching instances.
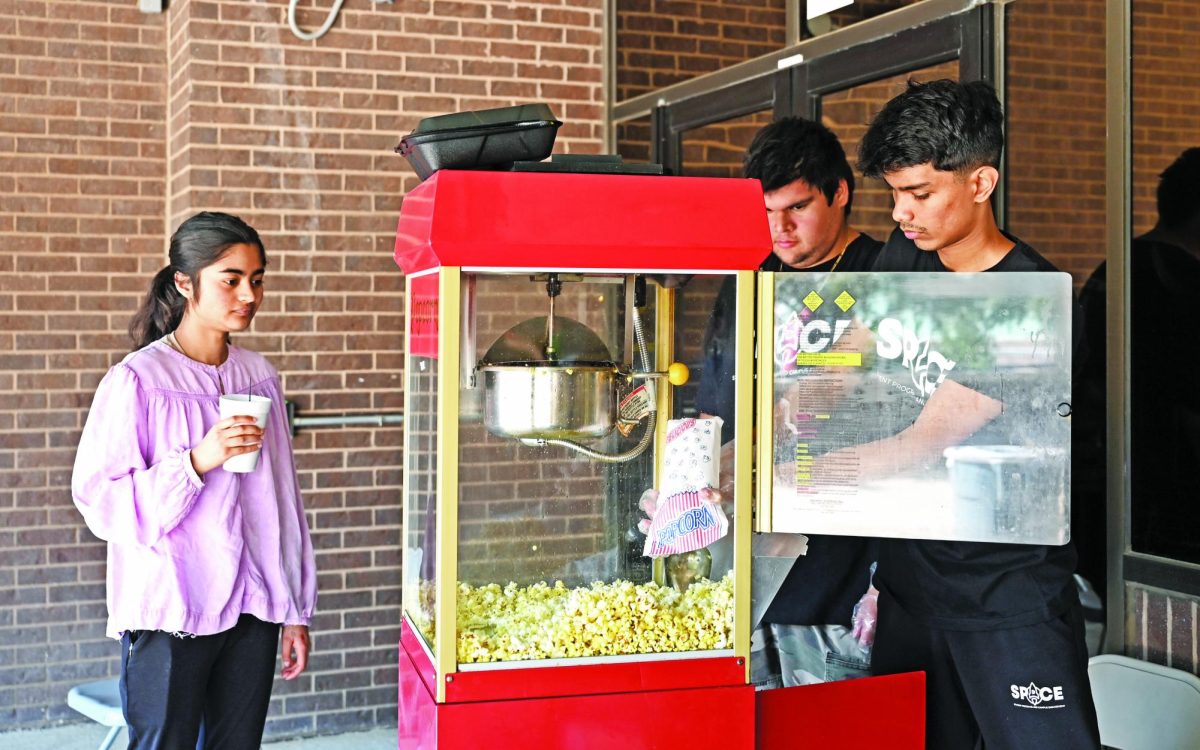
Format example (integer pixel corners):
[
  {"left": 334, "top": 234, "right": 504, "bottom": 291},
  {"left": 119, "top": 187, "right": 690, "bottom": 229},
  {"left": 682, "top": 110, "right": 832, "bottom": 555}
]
[
  {"left": 399, "top": 629, "right": 921, "bottom": 750},
  {"left": 400, "top": 647, "right": 754, "bottom": 749},
  {"left": 756, "top": 672, "right": 926, "bottom": 749}
]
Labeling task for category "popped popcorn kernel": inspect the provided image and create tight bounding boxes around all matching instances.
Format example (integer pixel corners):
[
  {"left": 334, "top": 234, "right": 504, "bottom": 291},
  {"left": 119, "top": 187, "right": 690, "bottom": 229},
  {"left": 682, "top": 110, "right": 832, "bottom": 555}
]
[{"left": 451, "top": 573, "right": 734, "bottom": 664}]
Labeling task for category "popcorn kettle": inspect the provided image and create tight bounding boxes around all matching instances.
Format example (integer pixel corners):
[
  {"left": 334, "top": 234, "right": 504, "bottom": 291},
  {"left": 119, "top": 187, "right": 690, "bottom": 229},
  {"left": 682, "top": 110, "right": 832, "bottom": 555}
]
[{"left": 475, "top": 273, "right": 688, "bottom": 463}]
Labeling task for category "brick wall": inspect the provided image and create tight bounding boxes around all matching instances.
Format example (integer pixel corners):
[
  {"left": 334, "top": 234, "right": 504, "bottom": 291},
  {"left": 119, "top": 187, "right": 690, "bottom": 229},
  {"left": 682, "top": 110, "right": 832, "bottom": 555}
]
[
  {"left": 615, "top": 0, "right": 786, "bottom": 102},
  {"left": 1127, "top": 585, "right": 1198, "bottom": 676},
  {"left": 678, "top": 108, "right": 771, "bottom": 179},
  {"left": 1131, "top": 0, "right": 1200, "bottom": 234},
  {"left": 0, "top": 0, "right": 168, "bottom": 727},
  {"left": 1005, "top": 0, "right": 1107, "bottom": 285},
  {"left": 1, "top": 0, "right": 604, "bottom": 736}
]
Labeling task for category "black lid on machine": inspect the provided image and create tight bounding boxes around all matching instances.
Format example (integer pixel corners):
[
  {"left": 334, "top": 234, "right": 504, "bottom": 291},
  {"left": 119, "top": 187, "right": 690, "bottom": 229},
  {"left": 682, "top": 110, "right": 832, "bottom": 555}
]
[
  {"left": 395, "top": 104, "right": 665, "bottom": 180},
  {"left": 396, "top": 103, "right": 562, "bottom": 181}
]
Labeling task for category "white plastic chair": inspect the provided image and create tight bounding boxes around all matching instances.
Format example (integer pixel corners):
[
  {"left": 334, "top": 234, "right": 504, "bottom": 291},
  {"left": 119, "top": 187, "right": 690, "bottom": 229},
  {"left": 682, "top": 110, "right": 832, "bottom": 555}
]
[
  {"left": 1088, "top": 654, "right": 1200, "bottom": 750},
  {"left": 66, "top": 678, "right": 126, "bottom": 750}
]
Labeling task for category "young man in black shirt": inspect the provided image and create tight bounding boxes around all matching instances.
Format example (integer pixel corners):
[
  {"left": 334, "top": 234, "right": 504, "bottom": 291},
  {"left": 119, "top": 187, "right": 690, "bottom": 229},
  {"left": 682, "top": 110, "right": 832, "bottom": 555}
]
[
  {"left": 697, "top": 118, "right": 882, "bottom": 687},
  {"left": 856, "top": 80, "right": 1101, "bottom": 748}
]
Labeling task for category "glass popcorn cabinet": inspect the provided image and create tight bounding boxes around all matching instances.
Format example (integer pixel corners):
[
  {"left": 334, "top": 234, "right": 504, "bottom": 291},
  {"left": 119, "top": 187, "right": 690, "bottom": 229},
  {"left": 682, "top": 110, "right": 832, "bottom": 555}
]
[{"left": 394, "top": 170, "right": 767, "bottom": 749}]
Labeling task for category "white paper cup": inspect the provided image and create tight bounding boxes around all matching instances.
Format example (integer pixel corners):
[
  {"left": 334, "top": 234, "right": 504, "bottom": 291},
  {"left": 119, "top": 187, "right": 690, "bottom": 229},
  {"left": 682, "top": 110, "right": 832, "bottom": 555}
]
[{"left": 219, "top": 394, "right": 272, "bottom": 473}]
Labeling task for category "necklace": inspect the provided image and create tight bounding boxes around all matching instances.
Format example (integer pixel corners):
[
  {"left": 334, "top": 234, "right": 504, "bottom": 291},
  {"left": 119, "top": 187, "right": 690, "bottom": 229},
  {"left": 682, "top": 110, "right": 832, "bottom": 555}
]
[
  {"left": 165, "top": 331, "right": 226, "bottom": 394},
  {"left": 824, "top": 231, "right": 858, "bottom": 273}
]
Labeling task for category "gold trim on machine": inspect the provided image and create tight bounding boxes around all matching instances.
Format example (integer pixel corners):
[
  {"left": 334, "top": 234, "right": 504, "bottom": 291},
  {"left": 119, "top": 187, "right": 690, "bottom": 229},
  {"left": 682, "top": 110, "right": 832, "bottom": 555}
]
[
  {"left": 434, "top": 267, "right": 462, "bottom": 702},
  {"left": 651, "top": 282, "right": 675, "bottom": 587},
  {"left": 755, "top": 273, "right": 775, "bottom": 533},
  {"left": 733, "top": 270, "right": 755, "bottom": 679}
]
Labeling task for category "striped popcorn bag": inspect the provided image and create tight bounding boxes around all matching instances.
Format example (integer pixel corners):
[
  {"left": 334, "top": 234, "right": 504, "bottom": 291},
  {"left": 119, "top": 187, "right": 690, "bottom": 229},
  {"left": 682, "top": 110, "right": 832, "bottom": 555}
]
[{"left": 643, "top": 418, "right": 729, "bottom": 558}]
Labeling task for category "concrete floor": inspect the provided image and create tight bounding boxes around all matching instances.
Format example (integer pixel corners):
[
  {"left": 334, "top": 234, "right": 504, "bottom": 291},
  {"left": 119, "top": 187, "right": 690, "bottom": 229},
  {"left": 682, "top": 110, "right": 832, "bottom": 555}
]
[{"left": 0, "top": 724, "right": 395, "bottom": 750}]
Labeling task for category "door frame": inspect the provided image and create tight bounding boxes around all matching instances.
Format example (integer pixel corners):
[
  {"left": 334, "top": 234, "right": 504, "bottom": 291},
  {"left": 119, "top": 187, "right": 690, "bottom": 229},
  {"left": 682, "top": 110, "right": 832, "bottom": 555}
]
[{"left": 646, "top": 6, "right": 999, "bottom": 217}]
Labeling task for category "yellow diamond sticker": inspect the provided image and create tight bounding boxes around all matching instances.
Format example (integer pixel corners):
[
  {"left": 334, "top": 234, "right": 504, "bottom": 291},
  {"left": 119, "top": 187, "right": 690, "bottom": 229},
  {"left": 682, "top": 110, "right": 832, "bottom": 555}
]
[
  {"left": 835, "top": 290, "right": 856, "bottom": 312},
  {"left": 803, "top": 291, "right": 824, "bottom": 312}
]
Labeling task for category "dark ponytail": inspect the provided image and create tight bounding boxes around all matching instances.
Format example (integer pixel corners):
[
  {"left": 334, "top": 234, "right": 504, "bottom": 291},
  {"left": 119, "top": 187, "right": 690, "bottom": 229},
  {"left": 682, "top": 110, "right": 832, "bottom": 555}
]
[{"left": 128, "top": 211, "right": 267, "bottom": 350}]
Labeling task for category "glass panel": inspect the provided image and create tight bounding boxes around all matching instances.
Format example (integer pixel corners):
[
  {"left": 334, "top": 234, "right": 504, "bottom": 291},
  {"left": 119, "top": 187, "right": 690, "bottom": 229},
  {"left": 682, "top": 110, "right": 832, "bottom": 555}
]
[
  {"left": 820, "top": 60, "right": 960, "bottom": 242},
  {"left": 404, "top": 341, "right": 439, "bottom": 651},
  {"left": 455, "top": 273, "right": 737, "bottom": 666},
  {"left": 615, "top": 2, "right": 787, "bottom": 102},
  {"left": 679, "top": 109, "right": 773, "bottom": 179},
  {"left": 1005, "top": 0, "right": 1110, "bottom": 590},
  {"left": 1125, "top": 3, "right": 1200, "bottom": 563},
  {"left": 768, "top": 272, "right": 1072, "bottom": 544},
  {"left": 673, "top": 274, "right": 738, "bottom": 581},
  {"left": 614, "top": 114, "right": 654, "bottom": 165}
]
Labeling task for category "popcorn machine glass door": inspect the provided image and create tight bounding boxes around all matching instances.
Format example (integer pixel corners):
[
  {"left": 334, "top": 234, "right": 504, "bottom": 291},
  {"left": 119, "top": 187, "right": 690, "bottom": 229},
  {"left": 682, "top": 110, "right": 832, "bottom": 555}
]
[{"left": 755, "top": 270, "right": 1073, "bottom": 545}]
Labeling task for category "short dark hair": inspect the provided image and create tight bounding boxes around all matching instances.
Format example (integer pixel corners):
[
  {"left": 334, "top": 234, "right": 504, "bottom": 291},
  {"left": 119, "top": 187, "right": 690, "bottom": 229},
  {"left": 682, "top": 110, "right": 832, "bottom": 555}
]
[
  {"left": 1157, "top": 147, "right": 1200, "bottom": 229},
  {"left": 743, "top": 117, "right": 855, "bottom": 216},
  {"left": 858, "top": 79, "right": 1004, "bottom": 178}
]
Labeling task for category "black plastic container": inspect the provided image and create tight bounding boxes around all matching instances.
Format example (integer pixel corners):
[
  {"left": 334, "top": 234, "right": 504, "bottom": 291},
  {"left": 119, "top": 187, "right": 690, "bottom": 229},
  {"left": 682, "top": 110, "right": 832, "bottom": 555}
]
[{"left": 396, "top": 104, "right": 562, "bottom": 181}]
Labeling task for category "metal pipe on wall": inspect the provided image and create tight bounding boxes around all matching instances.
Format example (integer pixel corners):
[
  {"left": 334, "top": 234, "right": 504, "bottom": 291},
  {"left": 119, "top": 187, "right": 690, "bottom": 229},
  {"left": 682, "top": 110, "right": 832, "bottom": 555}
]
[{"left": 286, "top": 403, "right": 404, "bottom": 435}]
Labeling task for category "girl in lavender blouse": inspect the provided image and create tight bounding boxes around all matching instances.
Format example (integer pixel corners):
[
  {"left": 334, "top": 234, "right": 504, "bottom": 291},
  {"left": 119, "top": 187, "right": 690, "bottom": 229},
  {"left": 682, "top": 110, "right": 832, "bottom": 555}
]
[{"left": 72, "top": 212, "right": 316, "bottom": 749}]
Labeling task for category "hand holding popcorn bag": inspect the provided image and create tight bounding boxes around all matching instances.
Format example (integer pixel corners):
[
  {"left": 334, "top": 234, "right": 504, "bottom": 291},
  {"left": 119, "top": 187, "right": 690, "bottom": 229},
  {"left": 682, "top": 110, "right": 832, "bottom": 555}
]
[{"left": 643, "top": 417, "right": 729, "bottom": 559}]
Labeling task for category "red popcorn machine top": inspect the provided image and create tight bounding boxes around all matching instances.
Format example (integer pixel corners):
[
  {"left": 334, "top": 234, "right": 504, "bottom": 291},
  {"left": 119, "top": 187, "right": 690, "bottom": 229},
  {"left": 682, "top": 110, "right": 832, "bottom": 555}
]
[{"left": 394, "top": 169, "right": 767, "bottom": 748}]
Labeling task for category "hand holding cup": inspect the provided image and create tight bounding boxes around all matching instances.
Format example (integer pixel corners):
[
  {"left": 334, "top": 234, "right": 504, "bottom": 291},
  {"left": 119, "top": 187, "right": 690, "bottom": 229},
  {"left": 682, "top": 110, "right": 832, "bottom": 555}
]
[{"left": 190, "top": 395, "right": 272, "bottom": 475}]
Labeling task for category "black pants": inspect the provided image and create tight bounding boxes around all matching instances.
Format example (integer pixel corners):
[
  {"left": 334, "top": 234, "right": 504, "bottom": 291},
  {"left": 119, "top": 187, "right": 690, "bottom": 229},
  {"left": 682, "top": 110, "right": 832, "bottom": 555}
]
[
  {"left": 872, "top": 591, "right": 1101, "bottom": 750},
  {"left": 119, "top": 614, "right": 280, "bottom": 750}
]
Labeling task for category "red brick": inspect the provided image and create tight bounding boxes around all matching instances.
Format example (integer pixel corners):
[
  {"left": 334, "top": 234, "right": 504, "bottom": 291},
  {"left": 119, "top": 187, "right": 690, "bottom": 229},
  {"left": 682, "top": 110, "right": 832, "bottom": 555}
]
[{"left": 0, "top": 0, "right": 606, "bottom": 736}]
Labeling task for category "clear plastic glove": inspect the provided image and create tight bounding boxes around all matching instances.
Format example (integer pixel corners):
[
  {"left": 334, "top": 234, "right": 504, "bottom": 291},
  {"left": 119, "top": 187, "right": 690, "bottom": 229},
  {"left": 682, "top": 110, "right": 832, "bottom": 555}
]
[
  {"left": 636, "top": 488, "right": 660, "bottom": 535},
  {"left": 850, "top": 584, "right": 879, "bottom": 651}
]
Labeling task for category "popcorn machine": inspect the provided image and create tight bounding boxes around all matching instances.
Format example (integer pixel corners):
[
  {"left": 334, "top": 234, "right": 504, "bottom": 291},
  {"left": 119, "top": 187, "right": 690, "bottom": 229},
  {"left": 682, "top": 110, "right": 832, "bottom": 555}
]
[{"left": 394, "top": 170, "right": 768, "bottom": 749}]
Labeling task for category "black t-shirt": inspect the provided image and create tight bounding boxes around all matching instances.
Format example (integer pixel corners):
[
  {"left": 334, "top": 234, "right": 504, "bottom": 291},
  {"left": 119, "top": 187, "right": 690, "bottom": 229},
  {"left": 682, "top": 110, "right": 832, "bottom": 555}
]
[
  {"left": 872, "top": 228, "right": 1079, "bottom": 630},
  {"left": 871, "top": 229, "right": 1058, "bottom": 273},
  {"left": 696, "top": 233, "right": 884, "bottom": 627}
]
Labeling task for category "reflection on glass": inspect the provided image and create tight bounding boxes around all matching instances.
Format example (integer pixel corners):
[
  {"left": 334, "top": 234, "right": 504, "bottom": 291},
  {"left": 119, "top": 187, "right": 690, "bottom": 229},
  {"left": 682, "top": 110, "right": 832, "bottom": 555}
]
[
  {"left": 1127, "top": 4, "right": 1200, "bottom": 563},
  {"left": 615, "top": 115, "right": 653, "bottom": 165},
  {"left": 453, "top": 273, "right": 736, "bottom": 665},
  {"left": 680, "top": 110, "right": 773, "bottom": 179},
  {"left": 1078, "top": 149, "right": 1200, "bottom": 564},
  {"left": 768, "top": 272, "right": 1072, "bottom": 545},
  {"left": 403, "top": 353, "right": 438, "bottom": 652},
  {"left": 1070, "top": 3, "right": 1200, "bottom": 569},
  {"left": 820, "top": 59, "right": 959, "bottom": 240},
  {"left": 615, "top": 4, "right": 786, "bottom": 101},
  {"left": 674, "top": 274, "right": 727, "bottom": 422}
]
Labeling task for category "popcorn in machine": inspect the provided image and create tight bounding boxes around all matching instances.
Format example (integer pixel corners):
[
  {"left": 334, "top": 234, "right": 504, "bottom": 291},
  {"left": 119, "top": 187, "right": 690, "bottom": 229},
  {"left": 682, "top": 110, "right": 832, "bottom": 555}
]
[{"left": 394, "top": 169, "right": 768, "bottom": 748}]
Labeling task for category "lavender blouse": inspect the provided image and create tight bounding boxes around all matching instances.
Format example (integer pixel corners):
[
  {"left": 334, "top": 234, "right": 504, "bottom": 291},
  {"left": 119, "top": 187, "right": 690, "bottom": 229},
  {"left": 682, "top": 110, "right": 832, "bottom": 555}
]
[{"left": 72, "top": 340, "right": 316, "bottom": 639}]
